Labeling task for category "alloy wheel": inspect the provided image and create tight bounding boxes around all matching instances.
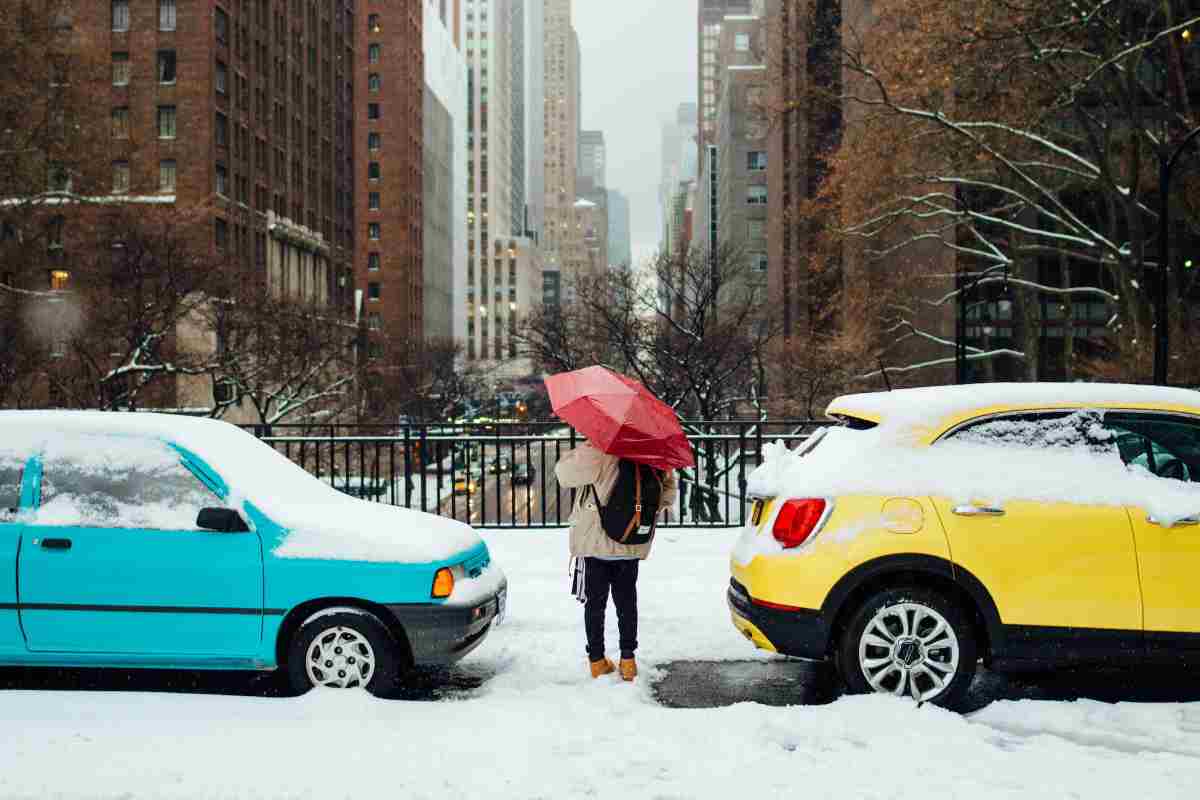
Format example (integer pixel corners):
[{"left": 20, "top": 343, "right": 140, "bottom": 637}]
[{"left": 857, "top": 601, "right": 960, "bottom": 702}]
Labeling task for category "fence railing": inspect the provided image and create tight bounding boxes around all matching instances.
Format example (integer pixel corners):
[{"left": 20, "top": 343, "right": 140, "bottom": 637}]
[{"left": 245, "top": 420, "right": 833, "bottom": 529}]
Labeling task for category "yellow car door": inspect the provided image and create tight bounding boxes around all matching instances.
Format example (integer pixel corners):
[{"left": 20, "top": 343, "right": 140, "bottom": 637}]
[
  {"left": 1106, "top": 412, "right": 1200, "bottom": 653},
  {"left": 931, "top": 410, "right": 1143, "bottom": 655}
]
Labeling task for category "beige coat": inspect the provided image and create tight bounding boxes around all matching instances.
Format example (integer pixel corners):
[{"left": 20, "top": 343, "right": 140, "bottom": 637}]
[{"left": 555, "top": 442, "right": 679, "bottom": 559}]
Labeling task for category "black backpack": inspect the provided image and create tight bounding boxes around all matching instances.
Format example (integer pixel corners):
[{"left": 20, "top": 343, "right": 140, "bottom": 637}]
[{"left": 587, "top": 460, "right": 665, "bottom": 546}]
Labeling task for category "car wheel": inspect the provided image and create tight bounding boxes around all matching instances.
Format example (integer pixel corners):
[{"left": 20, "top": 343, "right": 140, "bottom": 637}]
[
  {"left": 285, "top": 608, "right": 406, "bottom": 696},
  {"left": 837, "top": 586, "right": 977, "bottom": 709}
]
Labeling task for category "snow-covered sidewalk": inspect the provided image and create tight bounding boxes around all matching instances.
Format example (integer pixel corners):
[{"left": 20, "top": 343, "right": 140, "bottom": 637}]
[{"left": 3, "top": 529, "right": 1200, "bottom": 799}]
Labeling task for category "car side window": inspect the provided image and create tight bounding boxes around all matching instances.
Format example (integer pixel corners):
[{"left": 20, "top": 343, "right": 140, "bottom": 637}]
[
  {"left": 943, "top": 409, "right": 1118, "bottom": 457},
  {"left": 36, "top": 435, "right": 220, "bottom": 530},
  {"left": 0, "top": 455, "right": 23, "bottom": 523},
  {"left": 1105, "top": 413, "right": 1200, "bottom": 484}
]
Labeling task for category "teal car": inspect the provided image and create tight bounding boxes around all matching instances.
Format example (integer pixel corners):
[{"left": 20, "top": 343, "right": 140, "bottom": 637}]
[{"left": 0, "top": 412, "right": 506, "bottom": 695}]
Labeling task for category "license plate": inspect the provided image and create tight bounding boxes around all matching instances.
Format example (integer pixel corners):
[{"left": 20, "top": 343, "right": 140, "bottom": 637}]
[{"left": 494, "top": 589, "right": 506, "bottom": 626}]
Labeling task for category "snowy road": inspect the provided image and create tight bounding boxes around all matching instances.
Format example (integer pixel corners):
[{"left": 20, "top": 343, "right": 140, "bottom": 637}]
[{"left": 3, "top": 530, "right": 1200, "bottom": 799}]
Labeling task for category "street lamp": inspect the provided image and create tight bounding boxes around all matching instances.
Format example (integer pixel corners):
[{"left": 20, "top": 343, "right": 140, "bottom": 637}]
[{"left": 1154, "top": 125, "right": 1200, "bottom": 386}]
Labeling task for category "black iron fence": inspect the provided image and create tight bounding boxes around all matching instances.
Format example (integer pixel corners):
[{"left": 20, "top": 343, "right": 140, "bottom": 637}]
[{"left": 244, "top": 420, "right": 832, "bottom": 529}]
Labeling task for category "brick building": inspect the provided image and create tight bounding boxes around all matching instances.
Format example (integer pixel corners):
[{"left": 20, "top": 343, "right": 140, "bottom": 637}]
[{"left": 357, "top": 0, "right": 425, "bottom": 357}]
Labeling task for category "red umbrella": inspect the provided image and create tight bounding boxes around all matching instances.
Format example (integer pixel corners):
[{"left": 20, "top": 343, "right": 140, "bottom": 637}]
[{"left": 545, "top": 366, "right": 695, "bottom": 470}]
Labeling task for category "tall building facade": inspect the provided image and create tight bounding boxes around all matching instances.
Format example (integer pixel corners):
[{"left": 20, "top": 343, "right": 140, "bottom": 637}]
[
  {"left": 357, "top": 0, "right": 425, "bottom": 354},
  {"left": 510, "top": 0, "right": 527, "bottom": 237},
  {"left": 423, "top": 0, "right": 468, "bottom": 343},
  {"left": 524, "top": 0, "right": 546, "bottom": 240},
  {"left": 542, "top": 0, "right": 581, "bottom": 276},
  {"left": 579, "top": 130, "right": 606, "bottom": 188},
  {"left": 698, "top": 0, "right": 754, "bottom": 156},
  {"left": 660, "top": 102, "right": 697, "bottom": 252},
  {"left": 607, "top": 189, "right": 631, "bottom": 270}
]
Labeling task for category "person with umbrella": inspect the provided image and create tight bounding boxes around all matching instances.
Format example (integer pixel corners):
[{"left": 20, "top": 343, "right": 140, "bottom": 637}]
[{"left": 546, "top": 367, "right": 694, "bottom": 681}]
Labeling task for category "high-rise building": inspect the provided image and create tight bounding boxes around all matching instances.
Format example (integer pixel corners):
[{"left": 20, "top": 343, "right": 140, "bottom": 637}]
[
  {"left": 579, "top": 130, "right": 606, "bottom": 188},
  {"left": 525, "top": 0, "right": 547, "bottom": 240},
  {"left": 542, "top": 0, "right": 581, "bottom": 276},
  {"left": 698, "top": 1, "right": 754, "bottom": 157},
  {"left": 358, "top": 0, "right": 426, "bottom": 354},
  {"left": 607, "top": 189, "right": 632, "bottom": 270},
  {"left": 510, "top": 0, "right": 527, "bottom": 237},
  {"left": 424, "top": 0, "right": 468, "bottom": 343},
  {"left": 660, "top": 103, "right": 698, "bottom": 253}
]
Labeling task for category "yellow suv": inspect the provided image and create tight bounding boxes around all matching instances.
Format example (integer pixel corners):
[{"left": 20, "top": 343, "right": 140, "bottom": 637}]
[{"left": 728, "top": 384, "right": 1200, "bottom": 708}]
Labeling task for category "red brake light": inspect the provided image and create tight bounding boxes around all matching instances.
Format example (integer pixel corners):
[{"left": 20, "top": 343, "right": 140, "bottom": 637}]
[{"left": 772, "top": 499, "right": 827, "bottom": 549}]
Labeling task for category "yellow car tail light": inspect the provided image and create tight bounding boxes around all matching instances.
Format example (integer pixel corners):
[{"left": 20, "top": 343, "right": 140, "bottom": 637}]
[{"left": 772, "top": 498, "right": 827, "bottom": 549}]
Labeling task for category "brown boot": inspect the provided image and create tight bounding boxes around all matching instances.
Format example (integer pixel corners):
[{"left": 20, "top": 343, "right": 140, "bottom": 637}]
[
  {"left": 589, "top": 657, "right": 615, "bottom": 678},
  {"left": 619, "top": 657, "right": 637, "bottom": 682}
]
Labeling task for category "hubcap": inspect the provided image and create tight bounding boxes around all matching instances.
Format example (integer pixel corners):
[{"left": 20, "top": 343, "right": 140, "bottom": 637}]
[
  {"left": 858, "top": 602, "right": 959, "bottom": 702},
  {"left": 305, "top": 626, "right": 375, "bottom": 689}
]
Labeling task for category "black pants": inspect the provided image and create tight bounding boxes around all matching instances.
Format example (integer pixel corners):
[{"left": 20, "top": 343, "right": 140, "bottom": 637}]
[{"left": 583, "top": 557, "right": 639, "bottom": 662}]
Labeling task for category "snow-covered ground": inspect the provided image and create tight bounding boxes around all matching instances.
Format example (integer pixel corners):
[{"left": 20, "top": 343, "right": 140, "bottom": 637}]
[{"left": 4, "top": 529, "right": 1200, "bottom": 799}]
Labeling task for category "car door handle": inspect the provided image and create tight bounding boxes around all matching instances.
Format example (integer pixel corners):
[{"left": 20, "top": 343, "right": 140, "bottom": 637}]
[
  {"left": 39, "top": 538, "right": 73, "bottom": 550},
  {"left": 952, "top": 505, "right": 1006, "bottom": 517},
  {"left": 1147, "top": 514, "right": 1200, "bottom": 528}
]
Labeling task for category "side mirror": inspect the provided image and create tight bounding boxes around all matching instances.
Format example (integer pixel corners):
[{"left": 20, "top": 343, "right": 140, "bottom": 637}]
[{"left": 197, "top": 507, "right": 249, "bottom": 533}]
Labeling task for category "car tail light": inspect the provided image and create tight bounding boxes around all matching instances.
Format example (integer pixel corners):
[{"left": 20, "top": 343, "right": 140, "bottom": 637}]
[
  {"left": 431, "top": 567, "right": 455, "bottom": 598},
  {"left": 772, "top": 499, "right": 827, "bottom": 549}
]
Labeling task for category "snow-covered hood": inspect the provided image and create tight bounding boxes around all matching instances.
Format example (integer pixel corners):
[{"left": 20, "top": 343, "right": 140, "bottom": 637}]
[{"left": 264, "top": 493, "right": 482, "bottom": 564}]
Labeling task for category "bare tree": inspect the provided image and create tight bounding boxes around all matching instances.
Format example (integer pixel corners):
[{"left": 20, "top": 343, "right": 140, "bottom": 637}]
[{"left": 363, "top": 336, "right": 489, "bottom": 424}]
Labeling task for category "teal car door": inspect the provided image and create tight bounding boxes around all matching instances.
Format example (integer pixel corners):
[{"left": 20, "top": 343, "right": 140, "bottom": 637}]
[
  {"left": 0, "top": 453, "right": 26, "bottom": 656},
  {"left": 18, "top": 435, "right": 264, "bottom": 658}
]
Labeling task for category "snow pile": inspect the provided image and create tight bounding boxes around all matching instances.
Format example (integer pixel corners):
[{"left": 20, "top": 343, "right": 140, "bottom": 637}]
[
  {"left": 3, "top": 530, "right": 1200, "bottom": 799},
  {"left": 0, "top": 412, "right": 481, "bottom": 564},
  {"left": 747, "top": 411, "right": 1200, "bottom": 525}
]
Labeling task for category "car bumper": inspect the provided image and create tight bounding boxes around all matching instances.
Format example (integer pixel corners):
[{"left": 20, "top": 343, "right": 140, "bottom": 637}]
[
  {"left": 727, "top": 579, "right": 830, "bottom": 661},
  {"left": 386, "top": 578, "right": 507, "bottom": 666}
]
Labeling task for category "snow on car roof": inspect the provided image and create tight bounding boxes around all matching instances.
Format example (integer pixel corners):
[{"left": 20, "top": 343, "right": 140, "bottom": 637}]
[
  {"left": 828, "top": 383, "right": 1200, "bottom": 429},
  {"left": 0, "top": 411, "right": 481, "bottom": 564}
]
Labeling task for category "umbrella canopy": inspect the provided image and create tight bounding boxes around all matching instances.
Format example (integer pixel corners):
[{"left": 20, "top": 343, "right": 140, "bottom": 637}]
[{"left": 545, "top": 366, "right": 695, "bottom": 470}]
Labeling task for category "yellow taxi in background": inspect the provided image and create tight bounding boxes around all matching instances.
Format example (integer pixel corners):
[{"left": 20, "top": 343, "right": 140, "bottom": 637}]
[
  {"left": 729, "top": 384, "right": 1200, "bottom": 708},
  {"left": 453, "top": 477, "right": 478, "bottom": 496}
]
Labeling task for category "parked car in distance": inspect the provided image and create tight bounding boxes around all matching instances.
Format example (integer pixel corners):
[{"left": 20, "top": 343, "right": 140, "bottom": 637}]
[
  {"left": 489, "top": 457, "right": 512, "bottom": 474},
  {"left": 729, "top": 384, "right": 1200, "bottom": 709},
  {"left": 512, "top": 463, "right": 536, "bottom": 485},
  {"left": 0, "top": 412, "right": 506, "bottom": 697}
]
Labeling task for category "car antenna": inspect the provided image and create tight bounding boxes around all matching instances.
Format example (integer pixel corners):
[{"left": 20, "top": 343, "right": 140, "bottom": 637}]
[{"left": 877, "top": 357, "right": 893, "bottom": 391}]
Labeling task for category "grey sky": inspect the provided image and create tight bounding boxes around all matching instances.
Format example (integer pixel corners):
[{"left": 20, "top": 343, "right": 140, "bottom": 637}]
[{"left": 572, "top": 1, "right": 696, "bottom": 269}]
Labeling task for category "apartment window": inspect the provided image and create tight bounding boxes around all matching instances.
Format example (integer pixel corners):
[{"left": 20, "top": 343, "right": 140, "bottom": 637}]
[
  {"left": 368, "top": 73, "right": 381, "bottom": 93},
  {"left": 747, "top": 185, "right": 768, "bottom": 205},
  {"left": 368, "top": 312, "right": 382, "bottom": 331},
  {"left": 368, "top": 252, "right": 380, "bottom": 271},
  {"left": 157, "top": 105, "right": 177, "bottom": 139},
  {"left": 751, "top": 253, "right": 768, "bottom": 272},
  {"left": 159, "top": 0, "right": 177, "bottom": 31},
  {"left": 215, "top": 163, "right": 228, "bottom": 196},
  {"left": 368, "top": 132, "right": 381, "bottom": 150},
  {"left": 216, "top": 60, "right": 227, "bottom": 93},
  {"left": 748, "top": 151, "right": 767, "bottom": 171},
  {"left": 112, "top": 0, "right": 130, "bottom": 32},
  {"left": 215, "top": 218, "right": 228, "bottom": 249},
  {"left": 367, "top": 103, "right": 380, "bottom": 120},
  {"left": 215, "top": 112, "right": 228, "bottom": 146},
  {"left": 735, "top": 33, "right": 750, "bottom": 51},
  {"left": 368, "top": 162, "right": 381, "bottom": 180},
  {"left": 112, "top": 53, "right": 130, "bottom": 85},
  {"left": 111, "top": 107, "right": 130, "bottom": 139},
  {"left": 368, "top": 222, "right": 381, "bottom": 240},
  {"left": 368, "top": 282, "right": 381, "bottom": 301},
  {"left": 748, "top": 220, "right": 765, "bottom": 239},
  {"left": 49, "top": 270, "right": 71, "bottom": 291},
  {"left": 158, "top": 50, "right": 176, "bottom": 83},
  {"left": 112, "top": 161, "right": 130, "bottom": 194},
  {"left": 159, "top": 160, "right": 177, "bottom": 193},
  {"left": 47, "top": 164, "right": 71, "bottom": 193},
  {"left": 368, "top": 192, "right": 380, "bottom": 211}
]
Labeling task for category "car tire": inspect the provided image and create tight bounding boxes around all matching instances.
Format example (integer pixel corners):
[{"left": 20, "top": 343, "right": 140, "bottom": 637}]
[
  {"left": 836, "top": 586, "right": 977, "bottom": 710},
  {"left": 285, "top": 608, "right": 407, "bottom": 697}
]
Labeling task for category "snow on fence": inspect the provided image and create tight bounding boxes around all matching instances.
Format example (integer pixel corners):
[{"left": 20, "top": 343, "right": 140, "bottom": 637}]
[{"left": 243, "top": 420, "right": 832, "bottom": 529}]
